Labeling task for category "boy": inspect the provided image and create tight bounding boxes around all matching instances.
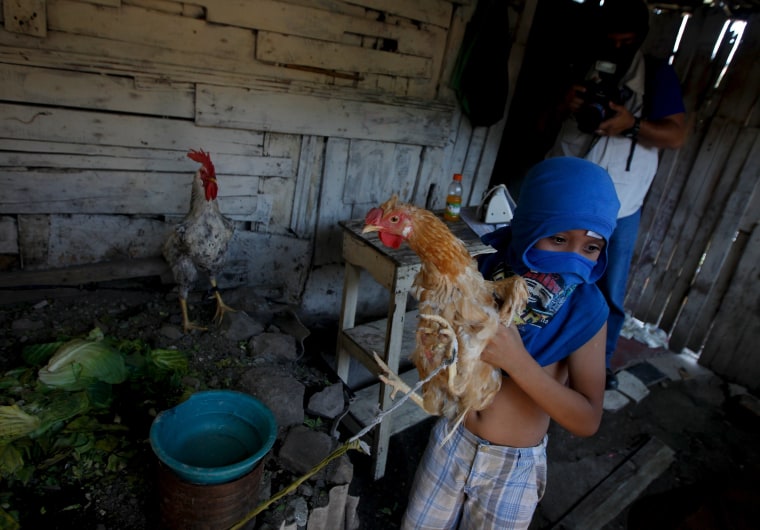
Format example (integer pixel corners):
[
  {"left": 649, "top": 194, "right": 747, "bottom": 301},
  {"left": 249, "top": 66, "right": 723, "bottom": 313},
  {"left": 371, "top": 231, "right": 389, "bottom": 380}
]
[{"left": 401, "top": 157, "right": 621, "bottom": 529}]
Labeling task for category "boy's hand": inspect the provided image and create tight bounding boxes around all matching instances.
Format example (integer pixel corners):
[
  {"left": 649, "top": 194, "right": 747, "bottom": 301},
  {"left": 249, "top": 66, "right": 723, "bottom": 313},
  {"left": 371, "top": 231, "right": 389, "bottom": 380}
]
[{"left": 480, "top": 323, "right": 527, "bottom": 373}]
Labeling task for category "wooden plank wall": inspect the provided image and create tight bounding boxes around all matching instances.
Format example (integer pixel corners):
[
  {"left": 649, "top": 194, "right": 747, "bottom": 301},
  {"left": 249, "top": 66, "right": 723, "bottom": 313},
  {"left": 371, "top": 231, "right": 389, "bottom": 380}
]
[
  {"left": 0, "top": 0, "right": 522, "bottom": 311},
  {"left": 626, "top": 10, "right": 760, "bottom": 390}
]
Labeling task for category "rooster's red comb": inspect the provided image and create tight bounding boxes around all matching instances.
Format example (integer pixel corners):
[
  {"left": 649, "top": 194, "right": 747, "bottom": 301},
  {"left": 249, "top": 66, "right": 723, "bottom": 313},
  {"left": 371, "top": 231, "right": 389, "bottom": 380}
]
[{"left": 187, "top": 149, "right": 215, "bottom": 174}]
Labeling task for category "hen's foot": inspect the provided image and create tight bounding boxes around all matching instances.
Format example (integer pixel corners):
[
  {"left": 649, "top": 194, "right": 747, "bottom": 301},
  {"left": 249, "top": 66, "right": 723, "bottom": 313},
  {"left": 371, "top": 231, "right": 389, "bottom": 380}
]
[
  {"left": 372, "top": 352, "right": 425, "bottom": 409},
  {"left": 180, "top": 298, "right": 207, "bottom": 333}
]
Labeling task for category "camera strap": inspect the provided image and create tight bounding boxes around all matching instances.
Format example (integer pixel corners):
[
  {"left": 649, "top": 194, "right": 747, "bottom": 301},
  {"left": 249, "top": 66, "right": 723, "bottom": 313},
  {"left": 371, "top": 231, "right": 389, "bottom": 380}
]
[
  {"left": 626, "top": 138, "right": 638, "bottom": 172},
  {"left": 583, "top": 134, "right": 637, "bottom": 172}
]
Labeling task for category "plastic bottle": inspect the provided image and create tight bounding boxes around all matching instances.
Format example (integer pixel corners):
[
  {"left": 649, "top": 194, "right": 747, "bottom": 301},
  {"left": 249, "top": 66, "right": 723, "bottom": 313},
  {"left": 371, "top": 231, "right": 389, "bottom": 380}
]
[{"left": 444, "top": 173, "right": 463, "bottom": 222}]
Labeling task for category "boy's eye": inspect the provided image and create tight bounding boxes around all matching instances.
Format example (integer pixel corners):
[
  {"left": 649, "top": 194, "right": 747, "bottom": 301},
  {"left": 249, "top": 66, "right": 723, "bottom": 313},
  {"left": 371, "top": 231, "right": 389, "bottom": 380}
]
[{"left": 585, "top": 243, "right": 603, "bottom": 254}]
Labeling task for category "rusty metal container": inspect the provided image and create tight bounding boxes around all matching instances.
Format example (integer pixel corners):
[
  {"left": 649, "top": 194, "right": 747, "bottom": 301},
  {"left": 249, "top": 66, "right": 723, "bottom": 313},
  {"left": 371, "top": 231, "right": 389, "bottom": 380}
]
[{"left": 157, "top": 460, "right": 263, "bottom": 530}]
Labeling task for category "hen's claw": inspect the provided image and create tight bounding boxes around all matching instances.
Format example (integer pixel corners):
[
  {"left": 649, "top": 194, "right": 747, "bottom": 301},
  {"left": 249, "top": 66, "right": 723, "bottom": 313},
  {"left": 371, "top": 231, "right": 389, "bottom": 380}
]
[{"left": 372, "top": 352, "right": 425, "bottom": 408}]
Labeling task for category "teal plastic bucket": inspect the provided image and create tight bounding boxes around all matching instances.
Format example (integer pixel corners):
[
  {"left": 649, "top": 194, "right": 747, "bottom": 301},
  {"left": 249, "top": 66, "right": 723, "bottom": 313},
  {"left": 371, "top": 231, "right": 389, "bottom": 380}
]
[{"left": 150, "top": 390, "right": 277, "bottom": 485}]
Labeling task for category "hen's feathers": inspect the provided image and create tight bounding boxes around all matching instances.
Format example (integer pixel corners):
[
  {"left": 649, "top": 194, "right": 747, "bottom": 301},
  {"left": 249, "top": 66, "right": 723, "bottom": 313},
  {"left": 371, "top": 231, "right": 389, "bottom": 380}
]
[{"left": 364, "top": 196, "right": 528, "bottom": 424}]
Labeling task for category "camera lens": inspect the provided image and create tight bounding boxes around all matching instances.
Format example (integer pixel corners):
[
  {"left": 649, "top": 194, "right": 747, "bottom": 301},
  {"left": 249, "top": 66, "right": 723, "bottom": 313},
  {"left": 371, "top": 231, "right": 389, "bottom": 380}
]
[{"left": 576, "top": 103, "right": 606, "bottom": 133}]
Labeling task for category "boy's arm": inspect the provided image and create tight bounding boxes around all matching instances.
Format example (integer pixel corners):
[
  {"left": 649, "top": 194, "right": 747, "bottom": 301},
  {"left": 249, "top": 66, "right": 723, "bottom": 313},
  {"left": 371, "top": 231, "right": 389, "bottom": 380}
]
[{"left": 482, "top": 324, "right": 607, "bottom": 437}]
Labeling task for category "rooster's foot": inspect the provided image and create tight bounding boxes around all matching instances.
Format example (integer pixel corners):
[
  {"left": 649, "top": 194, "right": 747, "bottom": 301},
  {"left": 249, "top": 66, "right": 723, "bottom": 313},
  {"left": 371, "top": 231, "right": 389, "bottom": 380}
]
[
  {"left": 213, "top": 296, "right": 237, "bottom": 326},
  {"left": 210, "top": 279, "right": 237, "bottom": 325},
  {"left": 183, "top": 320, "right": 208, "bottom": 333},
  {"left": 180, "top": 298, "right": 207, "bottom": 334}
]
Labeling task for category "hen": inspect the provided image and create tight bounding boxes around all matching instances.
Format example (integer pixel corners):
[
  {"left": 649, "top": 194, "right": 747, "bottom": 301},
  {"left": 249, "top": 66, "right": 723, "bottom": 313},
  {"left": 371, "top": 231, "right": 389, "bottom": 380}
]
[
  {"left": 163, "top": 149, "right": 236, "bottom": 333},
  {"left": 363, "top": 195, "right": 529, "bottom": 430}
]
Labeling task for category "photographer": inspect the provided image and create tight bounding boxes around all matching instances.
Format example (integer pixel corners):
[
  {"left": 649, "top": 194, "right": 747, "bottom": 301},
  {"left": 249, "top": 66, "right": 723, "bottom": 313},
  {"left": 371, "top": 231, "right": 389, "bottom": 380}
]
[{"left": 546, "top": 0, "right": 687, "bottom": 389}]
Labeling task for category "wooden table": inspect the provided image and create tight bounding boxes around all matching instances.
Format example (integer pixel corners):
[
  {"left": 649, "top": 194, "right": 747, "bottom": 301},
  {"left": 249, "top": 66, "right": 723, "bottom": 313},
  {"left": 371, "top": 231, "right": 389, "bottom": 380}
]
[{"left": 336, "top": 214, "right": 491, "bottom": 480}]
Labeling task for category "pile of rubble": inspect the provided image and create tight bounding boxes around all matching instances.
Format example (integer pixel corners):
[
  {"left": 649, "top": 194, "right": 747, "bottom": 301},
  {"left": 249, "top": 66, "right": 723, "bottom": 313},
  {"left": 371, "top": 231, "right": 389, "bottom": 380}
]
[{"left": 216, "top": 310, "right": 364, "bottom": 530}]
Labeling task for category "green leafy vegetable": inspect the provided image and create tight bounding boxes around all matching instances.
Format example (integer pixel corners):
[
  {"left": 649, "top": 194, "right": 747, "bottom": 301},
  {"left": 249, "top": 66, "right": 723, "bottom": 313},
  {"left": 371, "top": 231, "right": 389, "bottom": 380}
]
[
  {"left": 0, "top": 405, "right": 41, "bottom": 444},
  {"left": 38, "top": 339, "right": 127, "bottom": 391},
  {"left": 150, "top": 349, "right": 188, "bottom": 372},
  {"left": 22, "top": 341, "right": 66, "bottom": 367}
]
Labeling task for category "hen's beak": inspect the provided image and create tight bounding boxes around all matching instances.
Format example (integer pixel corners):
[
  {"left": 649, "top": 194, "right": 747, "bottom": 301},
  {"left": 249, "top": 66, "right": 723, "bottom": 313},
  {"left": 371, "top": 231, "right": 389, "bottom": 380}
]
[{"left": 362, "top": 207, "right": 383, "bottom": 233}]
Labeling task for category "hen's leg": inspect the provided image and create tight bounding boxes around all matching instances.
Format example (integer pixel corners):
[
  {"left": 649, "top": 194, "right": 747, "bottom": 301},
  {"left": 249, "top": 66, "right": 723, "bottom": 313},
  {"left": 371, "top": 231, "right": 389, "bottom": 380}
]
[
  {"left": 180, "top": 297, "right": 207, "bottom": 333},
  {"left": 372, "top": 352, "right": 426, "bottom": 409},
  {"left": 418, "top": 314, "right": 459, "bottom": 389},
  {"left": 210, "top": 277, "right": 237, "bottom": 325}
]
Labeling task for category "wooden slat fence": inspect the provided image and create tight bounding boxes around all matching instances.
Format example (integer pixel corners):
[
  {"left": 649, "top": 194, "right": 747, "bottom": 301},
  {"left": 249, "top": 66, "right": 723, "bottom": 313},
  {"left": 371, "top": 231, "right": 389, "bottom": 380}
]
[{"left": 625, "top": 10, "right": 760, "bottom": 390}]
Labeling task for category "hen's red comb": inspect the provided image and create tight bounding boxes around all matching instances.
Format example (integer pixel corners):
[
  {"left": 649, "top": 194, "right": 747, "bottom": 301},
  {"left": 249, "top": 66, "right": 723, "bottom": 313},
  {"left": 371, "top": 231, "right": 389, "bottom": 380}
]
[{"left": 187, "top": 149, "right": 215, "bottom": 175}]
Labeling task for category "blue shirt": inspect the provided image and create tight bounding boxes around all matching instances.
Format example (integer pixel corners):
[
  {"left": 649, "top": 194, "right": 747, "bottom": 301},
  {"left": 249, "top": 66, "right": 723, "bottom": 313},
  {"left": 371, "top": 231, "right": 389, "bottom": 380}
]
[
  {"left": 647, "top": 61, "right": 685, "bottom": 120},
  {"left": 479, "top": 228, "right": 609, "bottom": 367}
]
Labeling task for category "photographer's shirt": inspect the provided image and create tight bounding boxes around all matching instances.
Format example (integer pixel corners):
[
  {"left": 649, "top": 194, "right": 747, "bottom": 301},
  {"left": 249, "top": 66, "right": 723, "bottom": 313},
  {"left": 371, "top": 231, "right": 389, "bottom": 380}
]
[{"left": 547, "top": 51, "right": 685, "bottom": 218}]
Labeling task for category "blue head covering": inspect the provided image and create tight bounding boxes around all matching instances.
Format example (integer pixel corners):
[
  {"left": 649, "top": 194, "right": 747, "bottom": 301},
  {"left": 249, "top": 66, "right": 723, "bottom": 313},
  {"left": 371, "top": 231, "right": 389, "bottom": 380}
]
[
  {"left": 509, "top": 157, "right": 620, "bottom": 283},
  {"left": 479, "top": 157, "right": 620, "bottom": 366}
]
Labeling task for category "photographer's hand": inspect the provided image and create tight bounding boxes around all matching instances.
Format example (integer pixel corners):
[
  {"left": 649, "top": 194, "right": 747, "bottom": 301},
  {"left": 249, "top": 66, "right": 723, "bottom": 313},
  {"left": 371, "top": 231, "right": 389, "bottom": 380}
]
[
  {"left": 595, "top": 101, "right": 636, "bottom": 136},
  {"left": 562, "top": 85, "right": 586, "bottom": 112}
]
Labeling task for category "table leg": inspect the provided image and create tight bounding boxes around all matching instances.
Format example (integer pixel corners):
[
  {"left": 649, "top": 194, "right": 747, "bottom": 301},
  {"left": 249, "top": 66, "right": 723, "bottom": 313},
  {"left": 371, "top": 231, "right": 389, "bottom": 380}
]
[
  {"left": 337, "top": 262, "right": 360, "bottom": 383},
  {"left": 370, "top": 286, "right": 409, "bottom": 480}
]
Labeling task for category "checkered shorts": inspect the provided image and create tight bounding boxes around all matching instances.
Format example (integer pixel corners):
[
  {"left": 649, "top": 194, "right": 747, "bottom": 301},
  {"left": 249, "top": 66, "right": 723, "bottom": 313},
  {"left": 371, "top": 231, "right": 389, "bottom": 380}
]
[{"left": 401, "top": 418, "right": 547, "bottom": 530}]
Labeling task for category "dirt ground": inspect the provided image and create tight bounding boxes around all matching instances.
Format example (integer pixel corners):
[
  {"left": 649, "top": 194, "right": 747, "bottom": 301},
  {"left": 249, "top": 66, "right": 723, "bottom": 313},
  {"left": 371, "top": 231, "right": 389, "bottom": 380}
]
[
  {"left": 1, "top": 281, "right": 333, "bottom": 530},
  {"left": 2, "top": 282, "right": 760, "bottom": 529}
]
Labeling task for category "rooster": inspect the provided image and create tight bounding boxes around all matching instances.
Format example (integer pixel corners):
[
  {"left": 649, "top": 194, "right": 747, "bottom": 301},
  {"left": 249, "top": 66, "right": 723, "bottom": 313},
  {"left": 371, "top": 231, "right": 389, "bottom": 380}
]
[
  {"left": 363, "top": 195, "right": 529, "bottom": 431},
  {"left": 163, "top": 149, "right": 236, "bottom": 333}
]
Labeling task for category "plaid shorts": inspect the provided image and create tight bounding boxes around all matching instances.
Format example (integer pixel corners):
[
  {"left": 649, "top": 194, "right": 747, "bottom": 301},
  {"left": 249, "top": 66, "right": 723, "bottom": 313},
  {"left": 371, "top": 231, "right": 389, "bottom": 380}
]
[{"left": 401, "top": 418, "right": 547, "bottom": 530}]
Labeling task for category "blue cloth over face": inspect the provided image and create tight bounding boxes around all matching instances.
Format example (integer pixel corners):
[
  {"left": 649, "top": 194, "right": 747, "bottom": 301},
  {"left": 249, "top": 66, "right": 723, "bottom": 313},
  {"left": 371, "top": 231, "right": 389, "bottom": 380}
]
[{"left": 480, "top": 157, "right": 620, "bottom": 366}]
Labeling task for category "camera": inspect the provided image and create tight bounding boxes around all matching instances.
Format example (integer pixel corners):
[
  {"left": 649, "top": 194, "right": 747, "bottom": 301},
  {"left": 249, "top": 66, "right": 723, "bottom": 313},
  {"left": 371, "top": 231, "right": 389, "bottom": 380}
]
[{"left": 575, "top": 60, "right": 632, "bottom": 134}]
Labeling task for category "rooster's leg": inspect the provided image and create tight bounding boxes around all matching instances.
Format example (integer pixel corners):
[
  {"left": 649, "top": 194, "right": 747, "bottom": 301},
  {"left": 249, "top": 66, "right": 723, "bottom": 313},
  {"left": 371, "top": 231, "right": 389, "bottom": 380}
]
[
  {"left": 180, "top": 297, "right": 207, "bottom": 333},
  {"left": 210, "top": 277, "right": 237, "bottom": 325},
  {"left": 372, "top": 352, "right": 426, "bottom": 409}
]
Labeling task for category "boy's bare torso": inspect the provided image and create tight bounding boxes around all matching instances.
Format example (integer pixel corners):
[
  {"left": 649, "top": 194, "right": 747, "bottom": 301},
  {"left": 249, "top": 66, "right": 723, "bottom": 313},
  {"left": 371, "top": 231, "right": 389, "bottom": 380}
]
[{"left": 465, "top": 361, "right": 569, "bottom": 447}]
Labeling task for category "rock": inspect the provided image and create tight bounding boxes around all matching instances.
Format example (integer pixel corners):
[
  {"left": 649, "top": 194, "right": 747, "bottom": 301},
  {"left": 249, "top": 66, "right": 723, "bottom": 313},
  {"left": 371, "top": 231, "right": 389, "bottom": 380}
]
[
  {"left": 11, "top": 318, "right": 44, "bottom": 331},
  {"left": 159, "top": 324, "right": 183, "bottom": 340},
  {"left": 326, "top": 454, "right": 354, "bottom": 485},
  {"left": 221, "top": 310, "right": 266, "bottom": 341},
  {"left": 306, "top": 484, "right": 353, "bottom": 530},
  {"left": 279, "top": 425, "right": 335, "bottom": 475},
  {"left": 616, "top": 370, "right": 650, "bottom": 403},
  {"left": 286, "top": 496, "right": 309, "bottom": 527},
  {"left": 307, "top": 382, "right": 345, "bottom": 419},
  {"left": 249, "top": 332, "right": 298, "bottom": 361},
  {"left": 240, "top": 368, "right": 305, "bottom": 429},
  {"left": 603, "top": 389, "right": 631, "bottom": 412},
  {"left": 272, "top": 309, "right": 311, "bottom": 346}
]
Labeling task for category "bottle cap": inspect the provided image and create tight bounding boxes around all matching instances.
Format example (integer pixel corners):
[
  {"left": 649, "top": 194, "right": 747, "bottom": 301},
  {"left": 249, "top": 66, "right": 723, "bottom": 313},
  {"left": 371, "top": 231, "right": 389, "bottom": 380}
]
[{"left": 453, "top": 173, "right": 462, "bottom": 181}]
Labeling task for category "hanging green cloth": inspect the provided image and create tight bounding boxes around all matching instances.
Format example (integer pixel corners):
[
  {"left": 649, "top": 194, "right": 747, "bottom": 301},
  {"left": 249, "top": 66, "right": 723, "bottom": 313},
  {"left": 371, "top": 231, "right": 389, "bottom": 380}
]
[{"left": 450, "top": 0, "right": 512, "bottom": 127}]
